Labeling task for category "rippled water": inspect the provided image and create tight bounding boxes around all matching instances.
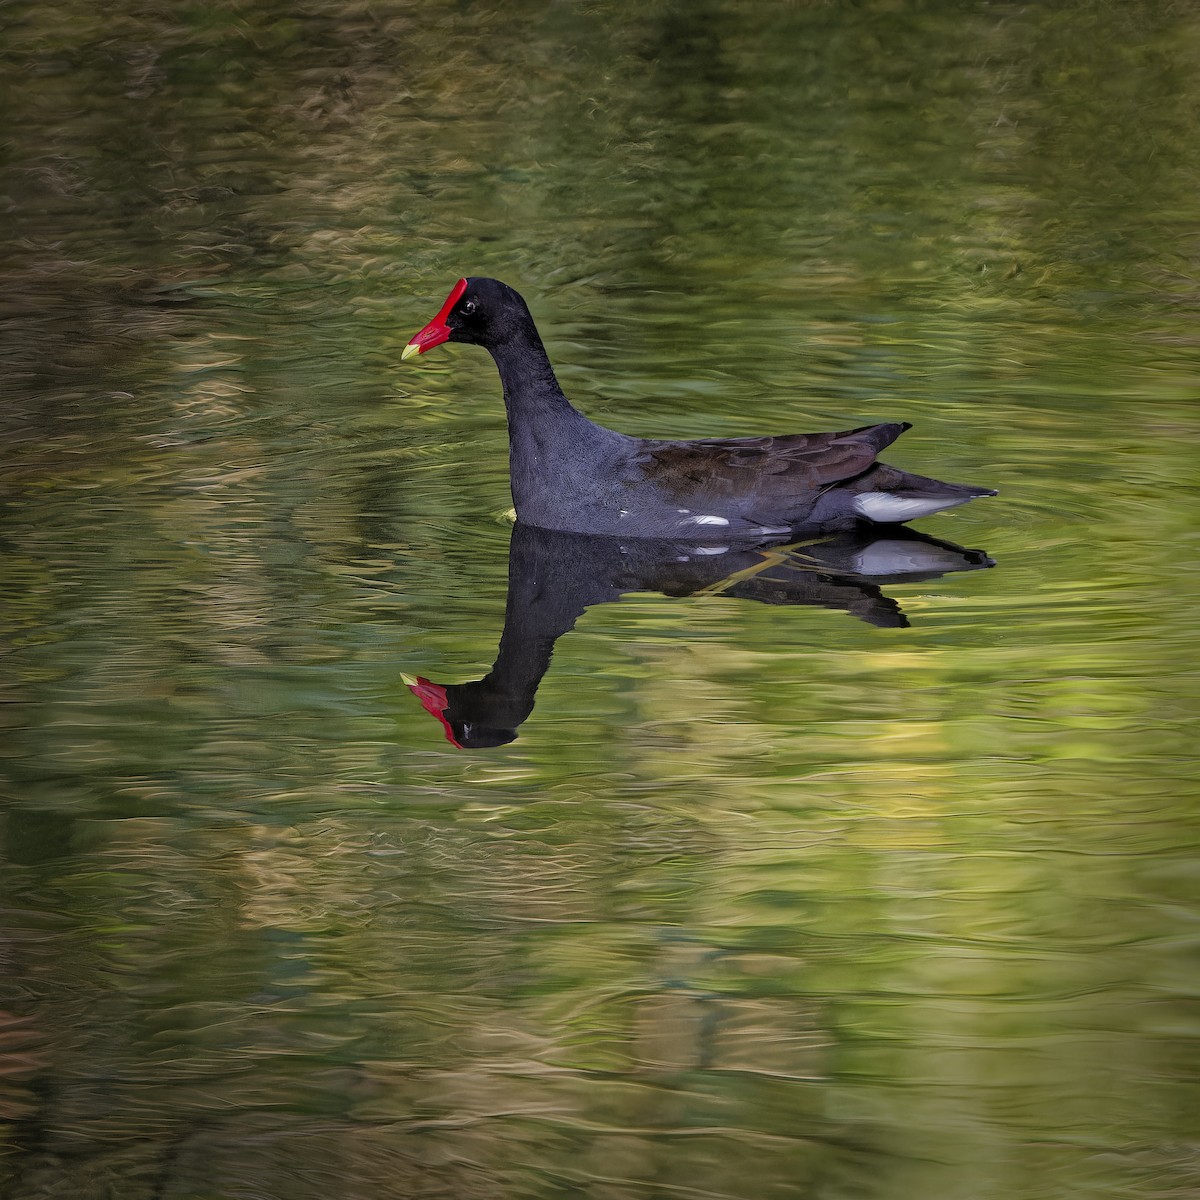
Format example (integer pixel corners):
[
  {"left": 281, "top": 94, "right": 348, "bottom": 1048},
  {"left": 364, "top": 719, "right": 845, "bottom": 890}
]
[{"left": 2, "top": 2, "right": 1199, "bottom": 1198}]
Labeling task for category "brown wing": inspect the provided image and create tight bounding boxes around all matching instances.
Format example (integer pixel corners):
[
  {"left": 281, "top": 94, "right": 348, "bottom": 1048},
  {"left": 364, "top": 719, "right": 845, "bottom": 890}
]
[{"left": 637, "top": 422, "right": 910, "bottom": 509}]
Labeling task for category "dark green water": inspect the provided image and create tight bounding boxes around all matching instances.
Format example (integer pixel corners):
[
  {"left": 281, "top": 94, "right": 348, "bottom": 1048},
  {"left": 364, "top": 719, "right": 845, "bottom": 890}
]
[{"left": 2, "top": 2, "right": 1198, "bottom": 1197}]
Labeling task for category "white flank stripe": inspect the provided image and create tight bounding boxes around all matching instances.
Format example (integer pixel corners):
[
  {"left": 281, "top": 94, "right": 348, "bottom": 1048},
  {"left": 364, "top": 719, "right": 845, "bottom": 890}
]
[{"left": 690, "top": 515, "right": 730, "bottom": 526}]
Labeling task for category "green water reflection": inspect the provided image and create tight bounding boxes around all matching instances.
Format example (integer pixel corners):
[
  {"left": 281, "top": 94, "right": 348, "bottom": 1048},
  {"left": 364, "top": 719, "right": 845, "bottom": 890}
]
[{"left": 2, "top": 1, "right": 1198, "bottom": 1198}]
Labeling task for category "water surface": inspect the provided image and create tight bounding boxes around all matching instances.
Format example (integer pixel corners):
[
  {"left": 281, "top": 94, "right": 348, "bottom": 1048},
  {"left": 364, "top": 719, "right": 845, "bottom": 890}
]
[{"left": 2, "top": 2, "right": 1198, "bottom": 1198}]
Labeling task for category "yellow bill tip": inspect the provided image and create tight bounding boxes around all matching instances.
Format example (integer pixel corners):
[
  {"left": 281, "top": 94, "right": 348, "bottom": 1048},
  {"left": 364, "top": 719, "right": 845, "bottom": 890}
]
[
  {"left": 400, "top": 341, "right": 421, "bottom": 361},
  {"left": 400, "top": 672, "right": 418, "bottom": 687}
]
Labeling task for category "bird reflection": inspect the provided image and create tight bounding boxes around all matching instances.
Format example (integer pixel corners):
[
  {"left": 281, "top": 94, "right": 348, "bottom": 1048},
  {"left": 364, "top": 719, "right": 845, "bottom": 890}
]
[{"left": 406, "top": 524, "right": 994, "bottom": 749}]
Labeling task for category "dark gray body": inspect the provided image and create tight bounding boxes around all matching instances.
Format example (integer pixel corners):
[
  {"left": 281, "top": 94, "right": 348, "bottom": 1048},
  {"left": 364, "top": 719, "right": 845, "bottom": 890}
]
[{"left": 422, "top": 277, "right": 996, "bottom": 540}]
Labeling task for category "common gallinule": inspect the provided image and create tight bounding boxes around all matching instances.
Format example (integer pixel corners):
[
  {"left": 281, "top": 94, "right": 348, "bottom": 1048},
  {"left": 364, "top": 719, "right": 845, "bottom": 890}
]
[
  {"left": 403, "top": 523, "right": 995, "bottom": 748},
  {"left": 403, "top": 278, "right": 996, "bottom": 539}
]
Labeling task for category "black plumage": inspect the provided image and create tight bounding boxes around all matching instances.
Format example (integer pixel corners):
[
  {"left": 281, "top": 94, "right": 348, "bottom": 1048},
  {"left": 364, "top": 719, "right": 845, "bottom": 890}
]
[{"left": 404, "top": 277, "right": 995, "bottom": 539}]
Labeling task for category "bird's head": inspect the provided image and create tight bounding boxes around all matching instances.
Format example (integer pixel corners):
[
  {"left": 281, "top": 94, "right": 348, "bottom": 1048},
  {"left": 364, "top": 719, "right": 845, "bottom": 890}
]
[{"left": 402, "top": 277, "right": 530, "bottom": 358}]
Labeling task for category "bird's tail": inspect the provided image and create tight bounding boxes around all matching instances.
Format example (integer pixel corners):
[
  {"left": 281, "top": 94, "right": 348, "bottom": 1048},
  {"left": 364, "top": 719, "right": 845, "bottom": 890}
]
[{"left": 846, "top": 464, "right": 996, "bottom": 523}]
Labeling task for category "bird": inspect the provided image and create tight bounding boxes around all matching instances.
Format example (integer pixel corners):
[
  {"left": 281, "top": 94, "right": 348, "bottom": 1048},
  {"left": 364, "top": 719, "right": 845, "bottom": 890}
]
[
  {"left": 402, "top": 522, "right": 994, "bottom": 749},
  {"left": 402, "top": 277, "right": 995, "bottom": 540}
]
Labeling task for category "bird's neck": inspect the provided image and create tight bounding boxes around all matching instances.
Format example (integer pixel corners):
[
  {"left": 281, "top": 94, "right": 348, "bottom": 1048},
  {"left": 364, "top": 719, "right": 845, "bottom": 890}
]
[
  {"left": 485, "top": 326, "right": 616, "bottom": 526},
  {"left": 487, "top": 327, "right": 587, "bottom": 427}
]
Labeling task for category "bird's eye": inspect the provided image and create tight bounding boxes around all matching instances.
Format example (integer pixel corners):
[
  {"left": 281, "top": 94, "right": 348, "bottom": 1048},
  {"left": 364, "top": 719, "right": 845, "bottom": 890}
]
[{"left": 463, "top": 300, "right": 477, "bottom": 315}]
